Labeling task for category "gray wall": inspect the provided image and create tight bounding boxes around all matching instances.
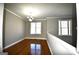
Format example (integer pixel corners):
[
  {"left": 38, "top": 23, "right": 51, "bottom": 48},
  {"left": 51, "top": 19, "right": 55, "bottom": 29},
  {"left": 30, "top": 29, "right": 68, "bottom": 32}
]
[
  {"left": 47, "top": 17, "right": 72, "bottom": 46},
  {"left": 25, "top": 20, "right": 47, "bottom": 38},
  {"left": 4, "top": 9, "right": 26, "bottom": 47}
]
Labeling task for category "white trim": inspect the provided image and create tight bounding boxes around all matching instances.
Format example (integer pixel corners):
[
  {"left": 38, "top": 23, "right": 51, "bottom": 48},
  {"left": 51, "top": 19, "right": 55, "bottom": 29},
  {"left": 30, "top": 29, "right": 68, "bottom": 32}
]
[
  {"left": 46, "top": 39, "right": 53, "bottom": 55},
  {"left": 4, "top": 38, "right": 25, "bottom": 49},
  {"left": 4, "top": 8, "right": 23, "bottom": 19},
  {"left": 47, "top": 33, "right": 78, "bottom": 55},
  {"left": 0, "top": 4, "right": 4, "bottom": 52},
  {"left": 77, "top": 3, "right": 79, "bottom": 53},
  {"left": 24, "top": 37, "right": 47, "bottom": 40}
]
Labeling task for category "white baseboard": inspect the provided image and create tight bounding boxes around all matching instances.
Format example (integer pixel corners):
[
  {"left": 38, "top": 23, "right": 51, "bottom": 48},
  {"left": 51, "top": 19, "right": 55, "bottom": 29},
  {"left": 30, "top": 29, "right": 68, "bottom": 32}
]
[
  {"left": 46, "top": 39, "right": 53, "bottom": 55},
  {"left": 4, "top": 38, "right": 25, "bottom": 49},
  {"left": 24, "top": 37, "right": 47, "bottom": 40}
]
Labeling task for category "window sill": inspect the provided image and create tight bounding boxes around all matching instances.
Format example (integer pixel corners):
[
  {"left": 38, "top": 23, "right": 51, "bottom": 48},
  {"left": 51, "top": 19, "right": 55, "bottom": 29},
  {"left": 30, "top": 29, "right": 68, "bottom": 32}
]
[{"left": 58, "top": 35, "right": 72, "bottom": 36}]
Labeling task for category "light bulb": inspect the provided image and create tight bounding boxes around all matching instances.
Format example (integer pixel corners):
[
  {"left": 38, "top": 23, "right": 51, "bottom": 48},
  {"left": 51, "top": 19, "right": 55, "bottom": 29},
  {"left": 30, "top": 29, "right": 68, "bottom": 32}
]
[{"left": 29, "top": 18, "right": 32, "bottom": 21}]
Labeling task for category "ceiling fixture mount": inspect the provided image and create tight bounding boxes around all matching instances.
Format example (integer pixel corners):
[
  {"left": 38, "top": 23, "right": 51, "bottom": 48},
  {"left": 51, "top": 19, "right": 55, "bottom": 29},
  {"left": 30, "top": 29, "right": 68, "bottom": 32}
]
[{"left": 23, "top": 7, "right": 40, "bottom": 17}]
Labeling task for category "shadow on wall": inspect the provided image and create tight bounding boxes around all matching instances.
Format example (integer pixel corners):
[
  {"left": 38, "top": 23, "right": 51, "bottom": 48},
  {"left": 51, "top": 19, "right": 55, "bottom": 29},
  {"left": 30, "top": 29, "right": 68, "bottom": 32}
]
[{"left": 47, "top": 33, "right": 77, "bottom": 55}]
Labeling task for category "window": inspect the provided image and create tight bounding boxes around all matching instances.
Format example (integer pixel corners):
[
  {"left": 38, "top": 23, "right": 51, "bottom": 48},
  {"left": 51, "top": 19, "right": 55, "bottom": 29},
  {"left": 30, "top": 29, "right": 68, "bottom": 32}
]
[
  {"left": 58, "top": 20, "right": 71, "bottom": 36},
  {"left": 30, "top": 22, "right": 41, "bottom": 34},
  {"left": 30, "top": 44, "right": 41, "bottom": 55}
]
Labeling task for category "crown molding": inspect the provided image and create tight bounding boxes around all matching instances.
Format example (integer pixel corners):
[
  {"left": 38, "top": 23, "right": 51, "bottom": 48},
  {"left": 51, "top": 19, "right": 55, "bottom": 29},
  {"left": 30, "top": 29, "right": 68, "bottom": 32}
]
[{"left": 4, "top": 8, "right": 23, "bottom": 19}]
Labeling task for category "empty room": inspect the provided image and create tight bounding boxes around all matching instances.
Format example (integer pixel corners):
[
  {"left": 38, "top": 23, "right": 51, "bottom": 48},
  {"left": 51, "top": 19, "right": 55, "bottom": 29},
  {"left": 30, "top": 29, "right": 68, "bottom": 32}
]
[{"left": 0, "top": 3, "right": 78, "bottom": 55}]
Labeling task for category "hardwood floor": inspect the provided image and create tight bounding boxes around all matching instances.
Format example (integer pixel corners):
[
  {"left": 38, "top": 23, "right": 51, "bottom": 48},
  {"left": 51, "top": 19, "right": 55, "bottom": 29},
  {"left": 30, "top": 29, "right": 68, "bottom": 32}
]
[{"left": 3, "top": 39, "right": 51, "bottom": 55}]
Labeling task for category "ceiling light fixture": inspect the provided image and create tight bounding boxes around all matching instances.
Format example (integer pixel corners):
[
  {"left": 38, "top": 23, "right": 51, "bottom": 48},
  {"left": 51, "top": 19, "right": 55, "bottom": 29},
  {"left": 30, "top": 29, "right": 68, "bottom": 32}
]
[
  {"left": 27, "top": 16, "right": 33, "bottom": 22},
  {"left": 23, "top": 7, "right": 40, "bottom": 22}
]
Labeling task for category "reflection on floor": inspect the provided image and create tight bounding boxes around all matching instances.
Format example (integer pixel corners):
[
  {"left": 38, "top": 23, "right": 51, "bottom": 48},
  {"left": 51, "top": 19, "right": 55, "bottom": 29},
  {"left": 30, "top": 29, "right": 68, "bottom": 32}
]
[
  {"left": 31, "top": 44, "right": 41, "bottom": 55},
  {"left": 3, "top": 39, "right": 51, "bottom": 55}
]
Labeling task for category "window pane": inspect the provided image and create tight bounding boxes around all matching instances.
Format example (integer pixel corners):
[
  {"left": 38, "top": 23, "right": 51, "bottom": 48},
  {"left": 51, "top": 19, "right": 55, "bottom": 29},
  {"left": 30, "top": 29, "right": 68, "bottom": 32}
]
[
  {"left": 62, "top": 28, "right": 68, "bottom": 35},
  {"left": 30, "top": 23, "right": 36, "bottom": 34},
  {"left": 61, "top": 21, "right": 67, "bottom": 28},
  {"left": 36, "top": 22, "right": 41, "bottom": 34}
]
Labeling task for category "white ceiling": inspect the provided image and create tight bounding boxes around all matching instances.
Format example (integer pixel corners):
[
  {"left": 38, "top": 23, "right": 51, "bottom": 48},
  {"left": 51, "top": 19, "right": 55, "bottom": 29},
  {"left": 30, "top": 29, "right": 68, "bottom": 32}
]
[{"left": 5, "top": 3, "right": 74, "bottom": 20}]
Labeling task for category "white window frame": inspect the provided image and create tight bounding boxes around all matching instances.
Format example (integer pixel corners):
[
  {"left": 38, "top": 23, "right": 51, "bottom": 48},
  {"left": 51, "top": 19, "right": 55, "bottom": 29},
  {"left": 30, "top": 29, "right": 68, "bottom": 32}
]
[
  {"left": 58, "top": 20, "right": 72, "bottom": 36},
  {"left": 30, "top": 22, "right": 41, "bottom": 34}
]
